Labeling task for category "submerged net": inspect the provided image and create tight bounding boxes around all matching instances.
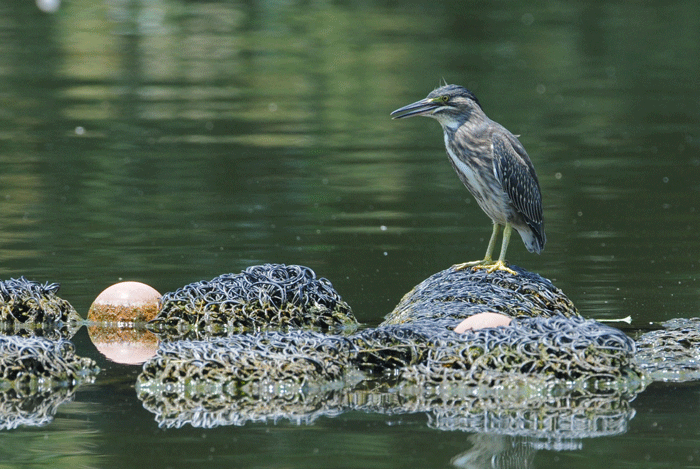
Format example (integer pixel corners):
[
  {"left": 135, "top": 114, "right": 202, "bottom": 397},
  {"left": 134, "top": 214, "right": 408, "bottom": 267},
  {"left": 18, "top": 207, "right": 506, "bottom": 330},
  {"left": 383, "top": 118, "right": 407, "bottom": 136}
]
[
  {"left": 634, "top": 317, "right": 700, "bottom": 382},
  {"left": 136, "top": 264, "right": 644, "bottom": 433},
  {"left": 398, "top": 315, "right": 640, "bottom": 385},
  {"left": 138, "top": 330, "right": 356, "bottom": 390},
  {"left": 136, "top": 330, "right": 360, "bottom": 428},
  {"left": 137, "top": 315, "right": 644, "bottom": 429},
  {"left": 0, "top": 277, "right": 81, "bottom": 339},
  {"left": 148, "top": 264, "right": 357, "bottom": 340},
  {"left": 0, "top": 335, "right": 100, "bottom": 429}
]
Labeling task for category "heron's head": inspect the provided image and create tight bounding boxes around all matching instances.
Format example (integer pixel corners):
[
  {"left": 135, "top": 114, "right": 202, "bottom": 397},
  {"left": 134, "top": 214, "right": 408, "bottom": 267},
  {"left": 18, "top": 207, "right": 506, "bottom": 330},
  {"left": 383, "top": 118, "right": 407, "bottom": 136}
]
[{"left": 391, "top": 85, "right": 482, "bottom": 129}]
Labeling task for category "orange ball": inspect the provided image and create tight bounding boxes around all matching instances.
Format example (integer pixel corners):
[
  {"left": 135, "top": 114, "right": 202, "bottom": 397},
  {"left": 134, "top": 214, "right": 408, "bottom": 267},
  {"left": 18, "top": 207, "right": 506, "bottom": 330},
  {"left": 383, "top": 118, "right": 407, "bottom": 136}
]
[{"left": 88, "top": 281, "right": 161, "bottom": 324}]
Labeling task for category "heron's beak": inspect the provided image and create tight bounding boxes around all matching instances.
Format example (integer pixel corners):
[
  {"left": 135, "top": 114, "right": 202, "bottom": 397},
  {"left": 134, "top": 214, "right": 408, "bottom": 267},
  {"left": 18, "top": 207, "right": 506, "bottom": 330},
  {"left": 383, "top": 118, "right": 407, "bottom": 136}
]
[{"left": 390, "top": 98, "right": 440, "bottom": 119}]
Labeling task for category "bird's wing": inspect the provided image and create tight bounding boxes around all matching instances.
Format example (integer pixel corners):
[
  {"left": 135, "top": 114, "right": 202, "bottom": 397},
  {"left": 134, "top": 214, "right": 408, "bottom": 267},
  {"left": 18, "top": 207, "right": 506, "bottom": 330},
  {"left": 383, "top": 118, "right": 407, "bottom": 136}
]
[{"left": 491, "top": 132, "right": 543, "bottom": 225}]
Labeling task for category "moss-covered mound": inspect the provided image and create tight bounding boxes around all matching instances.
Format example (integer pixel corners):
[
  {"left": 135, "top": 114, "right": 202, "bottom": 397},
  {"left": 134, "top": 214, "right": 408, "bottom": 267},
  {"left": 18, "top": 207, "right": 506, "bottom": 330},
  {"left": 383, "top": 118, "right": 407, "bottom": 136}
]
[
  {"left": 0, "top": 277, "right": 81, "bottom": 339},
  {"left": 136, "top": 264, "right": 645, "bottom": 435},
  {"left": 385, "top": 265, "right": 579, "bottom": 325},
  {"left": 148, "top": 264, "right": 357, "bottom": 340},
  {"left": 0, "top": 335, "right": 100, "bottom": 429}
]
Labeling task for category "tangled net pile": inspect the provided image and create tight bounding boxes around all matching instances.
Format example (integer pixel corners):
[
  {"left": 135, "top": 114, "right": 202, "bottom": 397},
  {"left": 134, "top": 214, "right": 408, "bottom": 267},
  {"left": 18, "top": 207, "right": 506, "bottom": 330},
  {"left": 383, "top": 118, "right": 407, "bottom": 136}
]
[
  {"left": 148, "top": 264, "right": 357, "bottom": 340},
  {"left": 139, "top": 330, "right": 356, "bottom": 391},
  {"left": 0, "top": 335, "right": 99, "bottom": 429},
  {"left": 396, "top": 315, "right": 640, "bottom": 387},
  {"left": 634, "top": 317, "right": 700, "bottom": 382},
  {"left": 0, "top": 335, "right": 98, "bottom": 392},
  {"left": 0, "top": 277, "right": 81, "bottom": 339},
  {"left": 137, "top": 330, "right": 360, "bottom": 428},
  {"left": 137, "top": 324, "right": 638, "bottom": 436},
  {"left": 386, "top": 265, "right": 579, "bottom": 325},
  {"left": 137, "top": 264, "right": 644, "bottom": 434}
]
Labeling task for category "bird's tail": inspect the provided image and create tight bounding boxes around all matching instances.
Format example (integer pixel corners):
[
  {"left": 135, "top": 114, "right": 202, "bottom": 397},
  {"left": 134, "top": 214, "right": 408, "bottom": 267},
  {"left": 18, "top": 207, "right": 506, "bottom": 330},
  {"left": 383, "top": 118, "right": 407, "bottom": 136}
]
[{"left": 518, "top": 223, "right": 546, "bottom": 254}]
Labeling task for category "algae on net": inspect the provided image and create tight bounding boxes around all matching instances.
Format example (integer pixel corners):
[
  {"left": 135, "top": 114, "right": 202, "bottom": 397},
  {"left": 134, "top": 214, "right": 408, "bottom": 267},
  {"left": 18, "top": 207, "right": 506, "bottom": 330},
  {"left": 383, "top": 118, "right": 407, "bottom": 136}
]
[
  {"left": 634, "top": 317, "right": 700, "bottom": 382},
  {"left": 0, "top": 335, "right": 99, "bottom": 391},
  {"left": 0, "top": 335, "right": 100, "bottom": 429},
  {"left": 385, "top": 265, "right": 579, "bottom": 326},
  {"left": 148, "top": 264, "right": 358, "bottom": 340},
  {"left": 136, "top": 323, "right": 641, "bottom": 439},
  {"left": 0, "top": 277, "right": 81, "bottom": 339},
  {"left": 136, "top": 264, "right": 646, "bottom": 434}
]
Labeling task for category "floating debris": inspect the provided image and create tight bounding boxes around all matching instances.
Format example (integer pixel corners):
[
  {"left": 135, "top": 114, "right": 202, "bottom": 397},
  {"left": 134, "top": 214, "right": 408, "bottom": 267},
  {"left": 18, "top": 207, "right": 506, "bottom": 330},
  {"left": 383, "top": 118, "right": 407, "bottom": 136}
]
[
  {"left": 454, "top": 312, "right": 513, "bottom": 332},
  {"left": 88, "top": 281, "right": 161, "bottom": 324}
]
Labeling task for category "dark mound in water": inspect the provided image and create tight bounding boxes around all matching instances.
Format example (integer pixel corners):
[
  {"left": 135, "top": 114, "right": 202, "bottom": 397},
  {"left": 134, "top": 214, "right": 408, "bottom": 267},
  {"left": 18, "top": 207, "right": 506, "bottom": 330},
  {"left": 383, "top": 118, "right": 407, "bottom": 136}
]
[
  {"left": 0, "top": 277, "right": 81, "bottom": 339},
  {"left": 0, "top": 335, "right": 100, "bottom": 430},
  {"left": 385, "top": 264, "right": 579, "bottom": 325},
  {"left": 137, "top": 264, "right": 645, "bottom": 436},
  {"left": 148, "top": 264, "right": 357, "bottom": 340}
]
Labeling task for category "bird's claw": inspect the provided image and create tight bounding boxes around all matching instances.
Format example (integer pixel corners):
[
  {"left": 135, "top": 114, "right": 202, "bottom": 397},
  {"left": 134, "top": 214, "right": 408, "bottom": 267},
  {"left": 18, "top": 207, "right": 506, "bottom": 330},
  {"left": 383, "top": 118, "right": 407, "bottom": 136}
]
[
  {"left": 452, "top": 259, "right": 489, "bottom": 271},
  {"left": 453, "top": 260, "right": 518, "bottom": 276},
  {"left": 473, "top": 260, "right": 518, "bottom": 276}
]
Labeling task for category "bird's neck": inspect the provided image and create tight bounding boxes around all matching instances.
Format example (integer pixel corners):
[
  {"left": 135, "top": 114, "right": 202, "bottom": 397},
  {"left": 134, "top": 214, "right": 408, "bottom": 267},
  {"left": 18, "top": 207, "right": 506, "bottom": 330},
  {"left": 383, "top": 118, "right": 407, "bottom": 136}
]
[
  {"left": 440, "top": 117, "right": 492, "bottom": 163},
  {"left": 436, "top": 116, "right": 462, "bottom": 133},
  {"left": 436, "top": 108, "right": 485, "bottom": 135}
]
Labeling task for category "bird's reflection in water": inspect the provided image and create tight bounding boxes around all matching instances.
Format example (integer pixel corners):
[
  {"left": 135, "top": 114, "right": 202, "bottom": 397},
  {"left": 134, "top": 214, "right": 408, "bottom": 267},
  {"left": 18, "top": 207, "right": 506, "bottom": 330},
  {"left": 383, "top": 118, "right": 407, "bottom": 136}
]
[{"left": 451, "top": 434, "right": 536, "bottom": 469}]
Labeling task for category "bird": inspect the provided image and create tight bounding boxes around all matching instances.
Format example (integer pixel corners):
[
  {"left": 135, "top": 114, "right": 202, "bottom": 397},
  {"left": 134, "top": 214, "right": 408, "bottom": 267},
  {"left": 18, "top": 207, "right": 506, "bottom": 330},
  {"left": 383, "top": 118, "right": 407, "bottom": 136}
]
[{"left": 390, "top": 84, "right": 545, "bottom": 275}]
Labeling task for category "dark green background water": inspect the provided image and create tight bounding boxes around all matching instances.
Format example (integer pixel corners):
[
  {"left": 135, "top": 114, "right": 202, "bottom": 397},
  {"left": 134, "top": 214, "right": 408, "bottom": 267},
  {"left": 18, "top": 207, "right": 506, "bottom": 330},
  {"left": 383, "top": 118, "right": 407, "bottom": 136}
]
[{"left": 1, "top": 0, "right": 699, "bottom": 467}]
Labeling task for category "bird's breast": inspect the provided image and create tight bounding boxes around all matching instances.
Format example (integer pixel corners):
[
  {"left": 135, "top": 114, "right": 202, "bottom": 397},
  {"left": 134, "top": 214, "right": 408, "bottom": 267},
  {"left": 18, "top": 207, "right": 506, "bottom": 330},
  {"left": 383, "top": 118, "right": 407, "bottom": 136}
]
[{"left": 444, "top": 136, "right": 512, "bottom": 225}]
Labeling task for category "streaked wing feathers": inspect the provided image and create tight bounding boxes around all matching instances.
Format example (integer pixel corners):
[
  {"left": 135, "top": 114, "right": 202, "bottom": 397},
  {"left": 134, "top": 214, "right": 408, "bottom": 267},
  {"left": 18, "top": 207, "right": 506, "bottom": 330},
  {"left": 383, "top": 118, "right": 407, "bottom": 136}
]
[{"left": 492, "top": 132, "right": 543, "bottom": 226}]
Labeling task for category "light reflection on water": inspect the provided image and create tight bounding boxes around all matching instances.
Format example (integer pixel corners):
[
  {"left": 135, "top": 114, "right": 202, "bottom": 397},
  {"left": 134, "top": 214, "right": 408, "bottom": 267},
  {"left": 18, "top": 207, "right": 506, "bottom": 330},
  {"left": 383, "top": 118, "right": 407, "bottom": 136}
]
[{"left": 0, "top": 0, "right": 699, "bottom": 468}]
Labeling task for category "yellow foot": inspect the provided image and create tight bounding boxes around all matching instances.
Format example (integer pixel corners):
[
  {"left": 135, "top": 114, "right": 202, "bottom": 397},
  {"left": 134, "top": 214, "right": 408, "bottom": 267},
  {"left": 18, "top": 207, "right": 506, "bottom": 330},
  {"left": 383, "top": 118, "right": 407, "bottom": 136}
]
[
  {"left": 471, "top": 260, "right": 518, "bottom": 276},
  {"left": 452, "top": 259, "right": 489, "bottom": 271}
]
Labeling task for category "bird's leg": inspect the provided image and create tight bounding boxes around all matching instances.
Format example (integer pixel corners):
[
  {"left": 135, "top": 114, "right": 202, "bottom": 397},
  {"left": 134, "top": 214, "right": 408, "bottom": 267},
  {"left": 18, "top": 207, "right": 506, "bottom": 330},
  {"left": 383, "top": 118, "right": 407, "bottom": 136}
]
[
  {"left": 483, "top": 222, "right": 500, "bottom": 263},
  {"left": 473, "top": 222, "right": 518, "bottom": 275},
  {"left": 452, "top": 224, "right": 500, "bottom": 271}
]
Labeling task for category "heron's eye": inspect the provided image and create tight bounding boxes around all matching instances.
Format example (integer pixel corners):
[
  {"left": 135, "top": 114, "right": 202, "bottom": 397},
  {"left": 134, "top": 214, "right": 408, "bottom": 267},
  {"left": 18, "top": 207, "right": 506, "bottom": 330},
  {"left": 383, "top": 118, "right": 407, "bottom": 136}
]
[{"left": 440, "top": 95, "right": 449, "bottom": 103}]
